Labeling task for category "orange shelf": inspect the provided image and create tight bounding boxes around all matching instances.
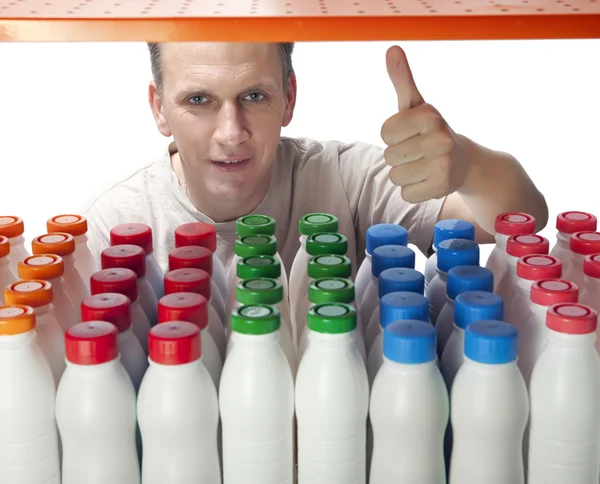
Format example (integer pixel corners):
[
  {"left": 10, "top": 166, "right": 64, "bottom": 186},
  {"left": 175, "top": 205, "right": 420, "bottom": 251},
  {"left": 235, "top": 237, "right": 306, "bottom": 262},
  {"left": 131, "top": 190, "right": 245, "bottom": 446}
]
[{"left": 1, "top": 0, "right": 600, "bottom": 42}]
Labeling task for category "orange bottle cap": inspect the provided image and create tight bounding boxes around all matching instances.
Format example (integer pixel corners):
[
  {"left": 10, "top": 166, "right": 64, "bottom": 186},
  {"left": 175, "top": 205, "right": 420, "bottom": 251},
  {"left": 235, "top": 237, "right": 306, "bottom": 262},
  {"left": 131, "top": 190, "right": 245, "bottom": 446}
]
[
  {"left": 4, "top": 280, "right": 54, "bottom": 308},
  {"left": 0, "top": 216, "right": 25, "bottom": 239},
  {"left": 32, "top": 233, "right": 75, "bottom": 257},
  {"left": 0, "top": 236, "right": 9, "bottom": 259},
  {"left": 18, "top": 254, "right": 64, "bottom": 281},
  {"left": 0, "top": 305, "right": 36, "bottom": 335},
  {"left": 47, "top": 214, "right": 88, "bottom": 237}
]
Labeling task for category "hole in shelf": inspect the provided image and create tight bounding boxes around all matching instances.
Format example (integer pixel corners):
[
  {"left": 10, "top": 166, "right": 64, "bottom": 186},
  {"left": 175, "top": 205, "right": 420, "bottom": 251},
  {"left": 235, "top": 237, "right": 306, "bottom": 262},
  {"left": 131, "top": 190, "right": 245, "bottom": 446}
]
[
  {"left": 357, "top": 9, "right": 365, "bottom": 13},
  {"left": 104, "top": 10, "right": 111, "bottom": 14},
  {"left": 536, "top": 7, "right": 544, "bottom": 10},
  {"left": 572, "top": 6, "right": 580, "bottom": 9},
  {"left": 286, "top": 10, "right": 293, "bottom": 14},
  {"left": 30, "top": 10, "right": 38, "bottom": 13},
  {"left": 501, "top": 8, "right": 508, "bottom": 11},
  {"left": 465, "top": 8, "right": 473, "bottom": 12}
]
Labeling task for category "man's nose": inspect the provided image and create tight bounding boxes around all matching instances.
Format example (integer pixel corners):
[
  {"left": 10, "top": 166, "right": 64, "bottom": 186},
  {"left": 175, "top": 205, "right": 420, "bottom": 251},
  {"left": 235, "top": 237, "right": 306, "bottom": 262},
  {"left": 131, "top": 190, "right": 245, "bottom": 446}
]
[{"left": 213, "top": 103, "right": 250, "bottom": 147}]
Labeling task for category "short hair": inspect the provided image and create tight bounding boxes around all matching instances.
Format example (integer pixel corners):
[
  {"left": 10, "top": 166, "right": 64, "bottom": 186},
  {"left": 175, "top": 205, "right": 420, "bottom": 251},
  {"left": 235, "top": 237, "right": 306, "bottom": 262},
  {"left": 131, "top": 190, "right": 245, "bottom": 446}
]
[{"left": 147, "top": 42, "right": 295, "bottom": 91}]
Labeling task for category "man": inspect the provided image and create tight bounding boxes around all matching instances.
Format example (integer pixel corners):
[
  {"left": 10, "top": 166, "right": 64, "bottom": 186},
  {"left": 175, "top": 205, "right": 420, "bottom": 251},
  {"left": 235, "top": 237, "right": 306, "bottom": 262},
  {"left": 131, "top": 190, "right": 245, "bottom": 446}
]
[{"left": 81, "top": 42, "right": 548, "bottom": 277}]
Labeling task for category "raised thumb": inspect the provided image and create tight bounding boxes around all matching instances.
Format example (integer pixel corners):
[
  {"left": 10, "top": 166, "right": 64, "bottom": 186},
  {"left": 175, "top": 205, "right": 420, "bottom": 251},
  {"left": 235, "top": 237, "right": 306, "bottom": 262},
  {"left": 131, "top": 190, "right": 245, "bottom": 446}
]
[{"left": 386, "top": 45, "right": 425, "bottom": 111}]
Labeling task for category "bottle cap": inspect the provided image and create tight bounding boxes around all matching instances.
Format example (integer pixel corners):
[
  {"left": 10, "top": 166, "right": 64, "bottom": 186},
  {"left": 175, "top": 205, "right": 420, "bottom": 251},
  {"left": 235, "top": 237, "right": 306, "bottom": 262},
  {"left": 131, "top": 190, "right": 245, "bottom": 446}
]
[
  {"left": 380, "top": 291, "right": 430, "bottom": 327},
  {"left": 516, "top": 255, "right": 562, "bottom": 281},
  {"left": 4, "top": 280, "right": 53, "bottom": 308},
  {"left": 436, "top": 239, "right": 480, "bottom": 273},
  {"left": 306, "top": 232, "right": 348, "bottom": 256},
  {"left": 110, "top": 223, "right": 154, "bottom": 255},
  {"left": 31, "top": 232, "right": 75, "bottom": 257},
  {"left": 570, "top": 231, "right": 600, "bottom": 256},
  {"left": 164, "top": 268, "right": 211, "bottom": 298},
  {"left": 371, "top": 245, "right": 415, "bottom": 276},
  {"left": 378, "top": 268, "right": 425, "bottom": 298},
  {"left": 454, "top": 291, "right": 504, "bottom": 330},
  {"left": 556, "top": 211, "right": 597, "bottom": 234},
  {"left": 494, "top": 212, "right": 536, "bottom": 236},
  {"left": 0, "top": 305, "right": 36, "bottom": 335},
  {"left": 231, "top": 304, "right": 280, "bottom": 335},
  {"left": 308, "top": 277, "right": 355, "bottom": 305},
  {"left": 236, "top": 215, "right": 276, "bottom": 237},
  {"left": 237, "top": 255, "right": 281, "bottom": 280},
  {"left": 46, "top": 214, "right": 88, "bottom": 237},
  {"left": 168, "top": 246, "right": 213, "bottom": 274},
  {"left": 584, "top": 254, "right": 600, "bottom": 279},
  {"left": 0, "top": 216, "right": 24, "bottom": 239},
  {"left": 158, "top": 292, "right": 208, "bottom": 330},
  {"left": 433, "top": 219, "right": 475, "bottom": 249},
  {"left": 148, "top": 321, "right": 201, "bottom": 365},
  {"left": 530, "top": 279, "right": 579, "bottom": 306},
  {"left": 174, "top": 222, "right": 217, "bottom": 252},
  {"left": 307, "top": 303, "right": 356, "bottom": 334},
  {"left": 101, "top": 244, "right": 146, "bottom": 278},
  {"left": 65, "top": 321, "right": 119, "bottom": 365},
  {"left": 546, "top": 303, "right": 597, "bottom": 334},
  {"left": 307, "top": 254, "right": 352, "bottom": 279},
  {"left": 81, "top": 293, "right": 132, "bottom": 332},
  {"left": 506, "top": 234, "right": 550, "bottom": 258},
  {"left": 298, "top": 213, "right": 339, "bottom": 237},
  {"left": 0, "top": 236, "right": 9, "bottom": 258},
  {"left": 234, "top": 235, "right": 277, "bottom": 258},
  {"left": 18, "top": 254, "right": 64, "bottom": 281},
  {"left": 383, "top": 320, "right": 437, "bottom": 364},
  {"left": 446, "top": 265, "right": 494, "bottom": 300},
  {"left": 464, "top": 320, "right": 518, "bottom": 364},
  {"left": 236, "top": 278, "right": 283, "bottom": 305},
  {"left": 366, "top": 224, "right": 408, "bottom": 254},
  {"left": 90, "top": 268, "right": 139, "bottom": 302}
]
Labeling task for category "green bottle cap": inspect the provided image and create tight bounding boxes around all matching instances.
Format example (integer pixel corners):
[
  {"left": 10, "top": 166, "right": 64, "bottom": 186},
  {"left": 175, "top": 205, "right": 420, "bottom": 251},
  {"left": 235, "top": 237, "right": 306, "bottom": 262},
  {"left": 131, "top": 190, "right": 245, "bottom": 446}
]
[
  {"left": 236, "top": 215, "right": 276, "bottom": 237},
  {"left": 307, "top": 303, "right": 356, "bottom": 334},
  {"left": 308, "top": 277, "right": 355, "bottom": 305},
  {"left": 236, "top": 278, "right": 283, "bottom": 306},
  {"left": 231, "top": 304, "right": 280, "bottom": 335},
  {"left": 307, "top": 254, "right": 352, "bottom": 279},
  {"left": 237, "top": 255, "right": 281, "bottom": 280},
  {"left": 305, "top": 232, "right": 348, "bottom": 256},
  {"left": 298, "top": 213, "right": 339, "bottom": 237},
  {"left": 235, "top": 235, "right": 277, "bottom": 258}
]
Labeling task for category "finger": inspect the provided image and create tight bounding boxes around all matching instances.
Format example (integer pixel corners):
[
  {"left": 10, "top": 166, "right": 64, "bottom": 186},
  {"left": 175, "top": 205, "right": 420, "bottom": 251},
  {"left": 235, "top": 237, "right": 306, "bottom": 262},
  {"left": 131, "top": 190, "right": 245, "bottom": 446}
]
[
  {"left": 381, "top": 103, "right": 445, "bottom": 146},
  {"left": 400, "top": 181, "right": 436, "bottom": 204},
  {"left": 386, "top": 45, "right": 425, "bottom": 112},
  {"left": 384, "top": 131, "right": 454, "bottom": 168},
  {"left": 389, "top": 159, "right": 430, "bottom": 187}
]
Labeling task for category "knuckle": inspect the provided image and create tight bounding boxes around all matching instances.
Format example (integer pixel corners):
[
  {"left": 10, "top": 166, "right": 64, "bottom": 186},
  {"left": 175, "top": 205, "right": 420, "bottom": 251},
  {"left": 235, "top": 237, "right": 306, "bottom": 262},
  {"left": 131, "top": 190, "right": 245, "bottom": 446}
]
[{"left": 380, "top": 115, "right": 397, "bottom": 144}]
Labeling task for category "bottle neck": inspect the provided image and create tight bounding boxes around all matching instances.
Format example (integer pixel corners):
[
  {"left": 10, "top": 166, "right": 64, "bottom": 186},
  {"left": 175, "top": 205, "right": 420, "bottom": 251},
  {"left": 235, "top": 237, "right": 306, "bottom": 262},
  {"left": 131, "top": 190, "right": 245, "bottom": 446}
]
[
  {"left": 507, "top": 254, "right": 518, "bottom": 269},
  {"left": 231, "top": 330, "right": 280, "bottom": 348},
  {"left": 556, "top": 231, "right": 570, "bottom": 248},
  {"left": 464, "top": 356, "right": 517, "bottom": 373},
  {"left": 435, "top": 269, "right": 449, "bottom": 280},
  {"left": 148, "top": 357, "right": 201, "bottom": 373},
  {"left": 382, "top": 357, "right": 437, "bottom": 373},
  {"left": 516, "top": 277, "right": 534, "bottom": 294},
  {"left": 0, "top": 330, "right": 35, "bottom": 349},
  {"left": 495, "top": 233, "right": 510, "bottom": 247},
  {"left": 33, "top": 303, "right": 53, "bottom": 322},
  {"left": 584, "top": 275, "right": 600, "bottom": 292},
  {"left": 307, "top": 329, "right": 357, "bottom": 347},
  {"left": 74, "top": 234, "right": 89, "bottom": 245},
  {"left": 65, "top": 356, "right": 121, "bottom": 373},
  {"left": 547, "top": 328, "right": 596, "bottom": 347},
  {"left": 8, "top": 235, "right": 25, "bottom": 248},
  {"left": 530, "top": 302, "right": 549, "bottom": 322}
]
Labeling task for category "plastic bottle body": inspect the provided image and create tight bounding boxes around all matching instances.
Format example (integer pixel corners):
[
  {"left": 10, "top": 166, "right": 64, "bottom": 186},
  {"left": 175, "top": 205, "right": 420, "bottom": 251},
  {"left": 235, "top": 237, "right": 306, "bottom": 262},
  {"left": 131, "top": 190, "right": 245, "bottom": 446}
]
[
  {"left": 62, "top": 254, "right": 90, "bottom": 305},
  {"left": 0, "top": 258, "right": 18, "bottom": 303},
  {"left": 131, "top": 301, "right": 151, "bottom": 355},
  {"left": 426, "top": 271, "right": 448, "bottom": 325},
  {"left": 289, "top": 235, "right": 310, "bottom": 343},
  {"left": 73, "top": 234, "right": 100, "bottom": 290},
  {"left": 485, "top": 234, "right": 510, "bottom": 290},
  {"left": 549, "top": 232, "right": 571, "bottom": 267},
  {"left": 117, "top": 330, "right": 148, "bottom": 392},
  {"left": 7, "top": 235, "right": 30, "bottom": 276},
  {"left": 435, "top": 297, "right": 455, "bottom": 355},
  {"left": 137, "top": 277, "right": 158, "bottom": 326},
  {"left": 424, "top": 249, "right": 438, "bottom": 290},
  {"left": 144, "top": 253, "right": 165, "bottom": 301},
  {"left": 355, "top": 251, "right": 372, "bottom": 307},
  {"left": 440, "top": 326, "right": 466, "bottom": 390},
  {"left": 34, "top": 305, "right": 67, "bottom": 387}
]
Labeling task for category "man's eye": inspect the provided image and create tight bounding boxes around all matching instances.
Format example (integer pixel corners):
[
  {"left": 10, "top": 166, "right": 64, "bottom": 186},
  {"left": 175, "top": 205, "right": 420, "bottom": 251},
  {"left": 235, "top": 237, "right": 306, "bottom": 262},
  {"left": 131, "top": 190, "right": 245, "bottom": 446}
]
[
  {"left": 246, "top": 92, "right": 264, "bottom": 102},
  {"left": 189, "top": 95, "right": 207, "bottom": 105}
]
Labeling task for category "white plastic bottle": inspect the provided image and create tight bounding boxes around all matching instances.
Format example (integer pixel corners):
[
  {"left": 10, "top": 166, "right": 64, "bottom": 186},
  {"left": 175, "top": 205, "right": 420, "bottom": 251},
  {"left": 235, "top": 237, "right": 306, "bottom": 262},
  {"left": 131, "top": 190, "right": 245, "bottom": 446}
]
[
  {"left": 485, "top": 212, "right": 536, "bottom": 290},
  {"left": 157, "top": 291, "right": 223, "bottom": 390},
  {"left": 449, "top": 320, "right": 529, "bottom": 484},
  {"left": 549, "top": 211, "right": 597, "bottom": 264},
  {"left": 580, "top": 254, "right": 600, "bottom": 320},
  {"left": 56, "top": 321, "right": 140, "bottom": 484},
  {"left": 296, "top": 302, "right": 369, "bottom": 484},
  {"left": 0, "top": 215, "right": 30, "bottom": 276},
  {"left": 527, "top": 302, "right": 600, "bottom": 484},
  {"left": 426, "top": 219, "right": 475, "bottom": 291},
  {"left": 356, "top": 223, "right": 408, "bottom": 306},
  {"left": 426, "top": 238, "right": 480, "bottom": 325},
  {"left": 138, "top": 321, "right": 221, "bottom": 484},
  {"left": 564, "top": 230, "right": 600, "bottom": 288},
  {"left": 81, "top": 292, "right": 149, "bottom": 392},
  {"left": 0, "top": 304, "right": 60, "bottom": 484},
  {"left": 220, "top": 304, "right": 294, "bottom": 484},
  {"left": 0, "top": 236, "right": 18, "bottom": 302},
  {"left": 370, "top": 320, "right": 449, "bottom": 484}
]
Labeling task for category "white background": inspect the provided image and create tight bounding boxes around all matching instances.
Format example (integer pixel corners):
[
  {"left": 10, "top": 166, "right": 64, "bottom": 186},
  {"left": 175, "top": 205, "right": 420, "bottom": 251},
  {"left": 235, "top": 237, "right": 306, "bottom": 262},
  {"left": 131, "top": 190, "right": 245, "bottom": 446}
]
[{"left": 1, "top": 40, "right": 599, "bottom": 271}]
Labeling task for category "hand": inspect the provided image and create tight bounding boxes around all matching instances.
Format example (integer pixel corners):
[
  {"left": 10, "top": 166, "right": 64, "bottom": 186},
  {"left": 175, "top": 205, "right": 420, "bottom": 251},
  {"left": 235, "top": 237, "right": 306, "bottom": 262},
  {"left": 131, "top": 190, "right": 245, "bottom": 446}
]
[{"left": 381, "top": 45, "right": 471, "bottom": 204}]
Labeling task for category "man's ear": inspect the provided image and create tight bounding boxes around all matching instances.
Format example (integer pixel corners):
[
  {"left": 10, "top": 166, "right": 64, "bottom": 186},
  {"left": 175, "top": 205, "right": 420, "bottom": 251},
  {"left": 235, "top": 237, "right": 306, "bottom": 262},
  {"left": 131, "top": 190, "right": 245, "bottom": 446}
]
[
  {"left": 282, "top": 72, "right": 297, "bottom": 128},
  {"left": 149, "top": 81, "right": 172, "bottom": 138}
]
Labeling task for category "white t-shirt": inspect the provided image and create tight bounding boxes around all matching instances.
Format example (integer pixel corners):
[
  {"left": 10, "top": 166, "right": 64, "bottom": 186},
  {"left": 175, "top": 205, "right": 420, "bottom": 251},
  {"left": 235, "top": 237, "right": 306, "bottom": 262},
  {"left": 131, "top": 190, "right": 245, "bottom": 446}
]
[{"left": 81, "top": 137, "right": 444, "bottom": 277}]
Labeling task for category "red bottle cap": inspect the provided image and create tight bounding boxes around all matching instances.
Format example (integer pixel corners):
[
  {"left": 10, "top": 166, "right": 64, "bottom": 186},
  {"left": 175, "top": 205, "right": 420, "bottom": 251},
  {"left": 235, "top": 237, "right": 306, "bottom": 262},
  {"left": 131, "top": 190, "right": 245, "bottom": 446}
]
[
  {"left": 556, "top": 211, "right": 597, "bottom": 234},
  {"left": 530, "top": 279, "right": 579, "bottom": 307},
  {"left": 546, "top": 303, "right": 597, "bottom": 335},
  {"left": 110, "top": 223, "right": 154, "bottom": 255},
  {"left": 516, "top": 255, "right": 562, "bottom": 281},
  {"left": 174, "top": 222, "right": 217, "bottom": 252},
  {"left": 65, "top": 321, "right": 119, "bottom": 365},
  {"left": 570, "top": 231, "right": 600, "bottom": 256},
  {"left": 164, "top": 268, "right": 211, "bottom": 299},
  {"left": 148, "top": 321, "right": 201, "bottom": 365},
  {"left": 494, "top": 212, "right": 536, "bottom": 236},
  {"left": 584, "top": 254, "right": 600, "bottom": 280},
  {"left": 158, "top": 292, "right": 208, "bottom": 330},
  {"left": 81, "top": 293, "right": 132, "bottom": 332},
  {"left": 101, "top": 244, "right": 146, "bottom": 278},
  {"left": 168, "top": 246, "right": 213, "bottom": 275},
  {"left": 506, "top": 234, "right": 549, "bottom": 258},
  {"left": 90, "top": 268, "right": 139, "bottom": 302}
]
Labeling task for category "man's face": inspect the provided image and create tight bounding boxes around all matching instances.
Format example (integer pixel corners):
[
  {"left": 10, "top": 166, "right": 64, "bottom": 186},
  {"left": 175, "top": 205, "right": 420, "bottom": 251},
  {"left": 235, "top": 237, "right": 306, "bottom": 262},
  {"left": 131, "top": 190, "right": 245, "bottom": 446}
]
[{"left": 150, "top": 42, "right": 296, "bottom": 206}]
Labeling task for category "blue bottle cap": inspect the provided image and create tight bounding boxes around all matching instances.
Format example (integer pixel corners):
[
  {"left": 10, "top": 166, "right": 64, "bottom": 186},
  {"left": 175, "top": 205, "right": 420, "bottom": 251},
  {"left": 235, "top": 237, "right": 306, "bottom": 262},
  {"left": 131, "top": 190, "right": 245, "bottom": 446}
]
[
  {"left": 454, "top": 291, "right": 505, "bottom": 330},
  {"left": 371, "top": 245, "right": 415, "bottom": 277},
  {"left": 434, "top": 219, "right": 475, "bottom": 249},
  {"left": 378, "top": 268, "right": 425, "bottom": 298},
  {"left": 436, "top": 239, "right": 480, "bottom": 273},
  {"left": 464, "top": 320, "right": 518, "bottom": 364},
  {"left": 366, "top": 224, "right": 408, "bottom": 255},
  {"left": 446, "top": 265, "right": 494, "bottom": 300},
  {"left": 383, "top": 320, "right": 437, "bottom": 364},
  {"left": 380, "top": 291, "right": 430, "bottom": 328}
]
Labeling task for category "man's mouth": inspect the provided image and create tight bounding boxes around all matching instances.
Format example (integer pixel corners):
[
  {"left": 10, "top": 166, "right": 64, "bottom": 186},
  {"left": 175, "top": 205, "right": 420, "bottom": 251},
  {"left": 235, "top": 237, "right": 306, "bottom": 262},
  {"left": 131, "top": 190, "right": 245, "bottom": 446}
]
[{"left": 211, "top": 158, "right": 252, "bottom": 170}]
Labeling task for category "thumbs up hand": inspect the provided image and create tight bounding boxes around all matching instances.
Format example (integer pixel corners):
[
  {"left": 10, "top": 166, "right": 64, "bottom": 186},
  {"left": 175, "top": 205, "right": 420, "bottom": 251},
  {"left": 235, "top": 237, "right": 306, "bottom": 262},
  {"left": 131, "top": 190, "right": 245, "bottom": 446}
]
[{"left": 381, "top": 46, "right": 470, "bottom": 204}]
